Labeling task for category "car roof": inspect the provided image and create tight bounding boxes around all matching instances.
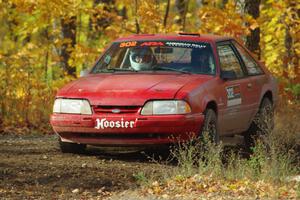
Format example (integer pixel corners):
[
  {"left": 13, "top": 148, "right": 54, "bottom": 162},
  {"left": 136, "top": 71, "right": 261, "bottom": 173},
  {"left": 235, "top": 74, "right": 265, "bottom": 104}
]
[{"left": 114, "top": 33, "right": 233, "bottom": 43}]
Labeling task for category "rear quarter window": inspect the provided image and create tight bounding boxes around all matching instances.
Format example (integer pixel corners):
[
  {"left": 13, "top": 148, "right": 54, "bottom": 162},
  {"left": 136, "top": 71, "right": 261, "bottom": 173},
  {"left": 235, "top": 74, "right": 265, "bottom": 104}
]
[{"left": 233, "top": 41, "right": 263, "bottom": 75}]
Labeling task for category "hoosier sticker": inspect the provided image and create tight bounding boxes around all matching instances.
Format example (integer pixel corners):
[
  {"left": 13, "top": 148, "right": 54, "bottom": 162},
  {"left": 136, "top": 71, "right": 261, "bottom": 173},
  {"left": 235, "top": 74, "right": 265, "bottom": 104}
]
[{"left": 95, "top": 118, "right": 135, "bottom": 129}]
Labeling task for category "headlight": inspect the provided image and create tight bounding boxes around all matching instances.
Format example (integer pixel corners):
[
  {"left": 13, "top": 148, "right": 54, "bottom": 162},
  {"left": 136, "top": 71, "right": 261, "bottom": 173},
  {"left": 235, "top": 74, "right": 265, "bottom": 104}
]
[
  {"left": 141, "top": 100, "right": 191, "bottom": 115},
  {"left": 53, "top": 99, "right": 92, "bottom": 115}
]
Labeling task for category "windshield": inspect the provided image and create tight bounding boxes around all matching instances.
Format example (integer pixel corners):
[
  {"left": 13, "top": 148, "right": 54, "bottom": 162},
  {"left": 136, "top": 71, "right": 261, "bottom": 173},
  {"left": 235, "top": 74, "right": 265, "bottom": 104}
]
[{"left": 92, "top": 41, "right": 216, "bottom": 75}]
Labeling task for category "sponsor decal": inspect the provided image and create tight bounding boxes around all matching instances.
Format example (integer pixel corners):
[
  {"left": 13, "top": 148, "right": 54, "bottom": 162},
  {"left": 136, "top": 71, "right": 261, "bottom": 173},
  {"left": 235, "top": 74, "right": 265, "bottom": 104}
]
[
  {"left": 95, "top": 118, "right": 135, "bottom": 129},
  {"left": 226, "top": 85, "right": 242, "bottom": 107},
  {"left": 140, "top": 41, "right": 164, "bottom": 46},
  {"left": 165, "top": 42, "right": 207, "bottom": 49},
  {"left": 104, "top": 55, "right": 111, "bottom": 64},
  {"left": 119, "top": 41, "right": 207, "bottom": 49}
]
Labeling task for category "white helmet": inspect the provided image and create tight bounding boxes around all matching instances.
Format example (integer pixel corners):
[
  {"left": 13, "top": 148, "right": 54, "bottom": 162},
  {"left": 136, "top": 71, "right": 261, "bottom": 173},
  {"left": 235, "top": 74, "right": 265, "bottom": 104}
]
[{"left": 129, "top": 47, "right": 154, "bottom": 70}]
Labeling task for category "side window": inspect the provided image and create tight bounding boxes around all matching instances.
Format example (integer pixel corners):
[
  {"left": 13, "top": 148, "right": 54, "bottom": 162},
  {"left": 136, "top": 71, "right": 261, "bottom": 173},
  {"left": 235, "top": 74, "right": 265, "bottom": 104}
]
[
  {"left": 233, "top": 42, "right": 263, "bottom": 75},
  {"left": 217, "top": 44, "right": 245, "bottom": 78}
]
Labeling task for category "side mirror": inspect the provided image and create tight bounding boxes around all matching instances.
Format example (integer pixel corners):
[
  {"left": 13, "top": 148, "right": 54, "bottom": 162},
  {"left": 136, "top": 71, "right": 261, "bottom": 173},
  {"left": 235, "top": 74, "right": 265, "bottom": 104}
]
[
  {"left": 221, "top": 70, "right": 237, "bottom": 80},
  {"left": 80, "top": 69, "right": 89, "bottom": 77}
]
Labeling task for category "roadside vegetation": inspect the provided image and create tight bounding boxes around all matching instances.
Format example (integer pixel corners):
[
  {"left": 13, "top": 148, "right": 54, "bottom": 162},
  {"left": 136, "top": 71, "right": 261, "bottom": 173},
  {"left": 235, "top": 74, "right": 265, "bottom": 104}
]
[{"left": 129, "top": 103, "right": 300, "bottom": 199}]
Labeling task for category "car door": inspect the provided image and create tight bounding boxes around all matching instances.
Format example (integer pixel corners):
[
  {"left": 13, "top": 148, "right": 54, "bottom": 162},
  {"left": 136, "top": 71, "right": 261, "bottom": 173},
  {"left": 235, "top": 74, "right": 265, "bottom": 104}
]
[
  {"left": 216, "top": 41, "right": 253, "bottom": 135},
  {"left": 232, "top": 41, "right": 266, "bottom": 123}
]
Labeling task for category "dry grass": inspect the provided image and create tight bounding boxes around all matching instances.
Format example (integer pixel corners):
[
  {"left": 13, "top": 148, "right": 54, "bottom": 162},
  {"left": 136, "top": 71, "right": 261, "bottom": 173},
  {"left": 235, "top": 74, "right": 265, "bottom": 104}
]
[{"left": 128, "top": 101, "right": 300, "bottom": 199}]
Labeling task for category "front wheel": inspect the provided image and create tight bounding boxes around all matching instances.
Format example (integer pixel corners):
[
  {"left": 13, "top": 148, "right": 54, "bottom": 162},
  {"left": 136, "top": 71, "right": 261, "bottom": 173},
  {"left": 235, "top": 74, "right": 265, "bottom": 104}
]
[
  {"left": 200, "top": 109, "right": 219, "bottom": 143},
  {"left": 59, "top": 138, "right": 86, "bottom": 154}
]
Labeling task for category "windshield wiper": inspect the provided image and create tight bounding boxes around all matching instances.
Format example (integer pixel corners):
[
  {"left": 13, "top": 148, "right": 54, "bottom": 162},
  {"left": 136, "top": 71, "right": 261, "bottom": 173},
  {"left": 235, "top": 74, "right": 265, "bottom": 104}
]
[
  {"left": 96, "top": 68, "right": 138, "bottom": 73},
  {"left": 151, "top": 66, "right": 191, "bottom": 74}
]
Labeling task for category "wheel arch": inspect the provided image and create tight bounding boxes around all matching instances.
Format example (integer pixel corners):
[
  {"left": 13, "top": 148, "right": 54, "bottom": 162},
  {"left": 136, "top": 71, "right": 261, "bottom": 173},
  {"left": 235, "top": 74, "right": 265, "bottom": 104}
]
[
  {"left": 205, "top": 100, "right": 218, "bottom": 115},
  {"left": 261, "top": 90, "right": 273, "bottom": 105}
]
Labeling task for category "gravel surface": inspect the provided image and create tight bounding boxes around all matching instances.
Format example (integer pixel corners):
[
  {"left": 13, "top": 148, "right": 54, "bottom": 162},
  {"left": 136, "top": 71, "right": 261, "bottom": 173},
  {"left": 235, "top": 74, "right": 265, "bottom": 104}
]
[{"left": 0, "top": 134, "right": 171, "bottom": 200}]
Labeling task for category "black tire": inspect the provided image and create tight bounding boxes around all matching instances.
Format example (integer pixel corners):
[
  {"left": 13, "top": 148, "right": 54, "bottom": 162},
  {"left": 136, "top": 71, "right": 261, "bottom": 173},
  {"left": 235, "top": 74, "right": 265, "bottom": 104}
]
[
  {"left": 200, "top": 109, "right": 219, "bottom": 143},
  {"left": 59, "top": 138, "right": 86, "bottom": 154},
  {"left": 244, "top": 97, "right": 274, "bottom": 151}
]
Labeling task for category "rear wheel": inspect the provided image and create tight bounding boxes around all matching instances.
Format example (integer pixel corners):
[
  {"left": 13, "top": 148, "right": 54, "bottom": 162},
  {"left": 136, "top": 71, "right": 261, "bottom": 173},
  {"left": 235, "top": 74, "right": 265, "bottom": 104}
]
[
  {"left": 59, "top": 138, "right": 86, "bottom": 154},
  {"left": 200, "top": 109, "right": 219, "bottom": 143},
  {"left": 244, "top": 97, "right": 274, "bottom": 151}
]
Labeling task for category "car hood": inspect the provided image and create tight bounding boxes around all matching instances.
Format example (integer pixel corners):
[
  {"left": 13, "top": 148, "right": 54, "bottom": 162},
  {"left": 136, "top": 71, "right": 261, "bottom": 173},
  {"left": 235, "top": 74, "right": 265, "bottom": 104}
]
[{"left": 57, "top": 73, "right": 212, "bottom": 106}]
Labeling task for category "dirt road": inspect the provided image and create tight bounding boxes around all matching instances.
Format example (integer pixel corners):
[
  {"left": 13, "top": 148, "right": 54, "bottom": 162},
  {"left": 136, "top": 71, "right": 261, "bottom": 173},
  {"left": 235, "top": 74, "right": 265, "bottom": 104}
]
[
  {"left": 1, "top": 132, "right": 298, "bottom": 200},
  {"left": 0, "top": 134, "right": 171, "bottom": 199}
]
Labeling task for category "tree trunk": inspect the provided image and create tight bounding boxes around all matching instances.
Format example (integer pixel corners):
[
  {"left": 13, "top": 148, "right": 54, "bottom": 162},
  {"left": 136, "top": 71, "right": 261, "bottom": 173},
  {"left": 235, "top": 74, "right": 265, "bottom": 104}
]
[
  {"left": 245, "top": 0, "right": 261, "bottom": 58},
  {"left": 163, "top": 0, "right": 170, "bottom": 29},
  {"left": 119, "top": 6, "right": 127, "bottom": 20},
  {"left": 43, "top": 27, "right": 50, "bottom": 82},
  {"left": 175, "top": 0, "right": 189, "bottom": 31},
  {"left": 61, "top": 16, "right": 77, "bottom": 77},
  {"left": 134, "top": 0, "right": 140, "bottom": 34}
]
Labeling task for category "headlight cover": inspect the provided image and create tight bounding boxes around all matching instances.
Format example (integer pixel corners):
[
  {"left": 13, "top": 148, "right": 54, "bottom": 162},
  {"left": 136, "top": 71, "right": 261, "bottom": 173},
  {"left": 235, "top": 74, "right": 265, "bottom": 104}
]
[
  {"left": 53, "top": 99, "right": 92, "bottom": 115},
  {"left": 141, "top": 100, "right": 191, "bottom": 115}
]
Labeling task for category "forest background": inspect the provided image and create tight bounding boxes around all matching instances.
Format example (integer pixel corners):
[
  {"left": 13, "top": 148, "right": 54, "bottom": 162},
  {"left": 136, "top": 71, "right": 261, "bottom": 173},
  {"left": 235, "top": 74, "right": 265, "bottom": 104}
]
[{"left": 0, "top": 0, "right": 299, "bottom": 133}]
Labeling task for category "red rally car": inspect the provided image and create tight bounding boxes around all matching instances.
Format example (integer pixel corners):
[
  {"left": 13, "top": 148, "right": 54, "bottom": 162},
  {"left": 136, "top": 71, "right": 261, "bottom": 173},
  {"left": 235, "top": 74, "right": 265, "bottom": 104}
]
[{"left": 50, "top": 33, "right": 278, "bottom": 153}]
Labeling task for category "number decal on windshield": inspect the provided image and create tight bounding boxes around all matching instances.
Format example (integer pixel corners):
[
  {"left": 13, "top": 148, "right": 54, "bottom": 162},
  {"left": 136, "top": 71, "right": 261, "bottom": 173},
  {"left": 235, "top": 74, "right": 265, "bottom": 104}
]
[{"left": 120, "top": 41, "right": 137, "bottom": 48}]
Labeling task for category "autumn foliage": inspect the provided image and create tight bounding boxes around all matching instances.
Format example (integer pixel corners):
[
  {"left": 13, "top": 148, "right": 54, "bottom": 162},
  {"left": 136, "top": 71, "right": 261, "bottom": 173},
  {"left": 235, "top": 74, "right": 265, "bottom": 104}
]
[{"left": 0, "top": 0, "right": 299, "bottom": 131}]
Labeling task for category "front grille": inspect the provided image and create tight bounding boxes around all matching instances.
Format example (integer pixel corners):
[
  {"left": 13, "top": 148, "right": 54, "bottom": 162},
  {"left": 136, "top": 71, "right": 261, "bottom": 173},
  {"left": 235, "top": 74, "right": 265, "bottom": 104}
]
[{"left": 93, "top": 105, "right": 141, "bottom": 114}]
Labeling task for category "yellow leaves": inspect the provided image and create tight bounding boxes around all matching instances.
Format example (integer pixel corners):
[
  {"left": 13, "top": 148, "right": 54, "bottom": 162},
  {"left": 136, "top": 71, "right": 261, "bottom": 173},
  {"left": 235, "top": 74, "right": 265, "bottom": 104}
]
[
  {"left": 26, "top": 43, "right": 36, "bottom": 50},
  {"left": 142, "top": 175, "right": 299, "bottom": 199},
  {"left": 249, "top": 20, "right": 259, "bottom": 30},
  {"left": 151, "top": 181, "right": 162, "bottom": 194},
  {"left": 295, "top": 43, "right": 300, "bottom": 57},
  {"left": 137, "top": 0, "right": 162, "bottom": 33},
  {"left": 11, "top": 0, "right": 37, "bottom": 14},
  {"left": 197, "top": 1, "right": 252, "bottom": 39},
  {"left": 264, "top": 35, "right": 273, "bottom": 43},
  {"left": 104, "top": 26, "right": 122, "bottom": 40},
  {"left": 259, "top": 0, "right": 294, "bottom": 78},
  {"left": 68, "top": 43, "right": 99, "bottom": 76},
  {"left": 174, "top": 174, "right": 185, "bottom": 182},
  {"left": 186, "top": 12, "right": 192, "bottom": 18}
]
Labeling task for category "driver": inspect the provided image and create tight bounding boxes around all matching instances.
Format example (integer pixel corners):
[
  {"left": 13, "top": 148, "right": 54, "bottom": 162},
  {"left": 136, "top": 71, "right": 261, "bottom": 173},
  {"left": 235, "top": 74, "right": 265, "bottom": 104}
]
[{"left": 129, "top": 47, "right": 155, "bottom": 70}]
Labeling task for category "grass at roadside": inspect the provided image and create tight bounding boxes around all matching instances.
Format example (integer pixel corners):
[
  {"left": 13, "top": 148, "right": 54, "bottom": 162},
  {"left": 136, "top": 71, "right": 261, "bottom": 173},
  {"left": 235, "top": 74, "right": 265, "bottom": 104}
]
[
  {"left": 129, "top": 104, "right": 300, "bottom": 199},
  {"left": 131, "top": 138, "right": 299, "bottom": 199}
]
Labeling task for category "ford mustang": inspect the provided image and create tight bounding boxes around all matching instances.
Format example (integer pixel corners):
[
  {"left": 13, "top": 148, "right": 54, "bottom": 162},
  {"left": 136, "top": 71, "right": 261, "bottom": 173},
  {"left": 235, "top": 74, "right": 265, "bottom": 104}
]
[{"left": 50, "top": 33, "right": 278, "bottom": 153}]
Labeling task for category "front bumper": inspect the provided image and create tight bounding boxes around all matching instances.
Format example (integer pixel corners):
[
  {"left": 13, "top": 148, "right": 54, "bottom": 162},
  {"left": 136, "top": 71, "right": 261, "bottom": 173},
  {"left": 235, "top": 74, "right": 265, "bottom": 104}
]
[{"left": 50, "top": 113, "right": 204, "bottom": 146}]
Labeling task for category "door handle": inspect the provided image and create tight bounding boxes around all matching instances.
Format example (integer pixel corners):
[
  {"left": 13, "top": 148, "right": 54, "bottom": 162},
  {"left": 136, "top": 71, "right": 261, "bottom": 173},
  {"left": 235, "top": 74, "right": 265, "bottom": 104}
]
[{"left": 247, "top": 83, "right": 252, "bottom": 89}]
